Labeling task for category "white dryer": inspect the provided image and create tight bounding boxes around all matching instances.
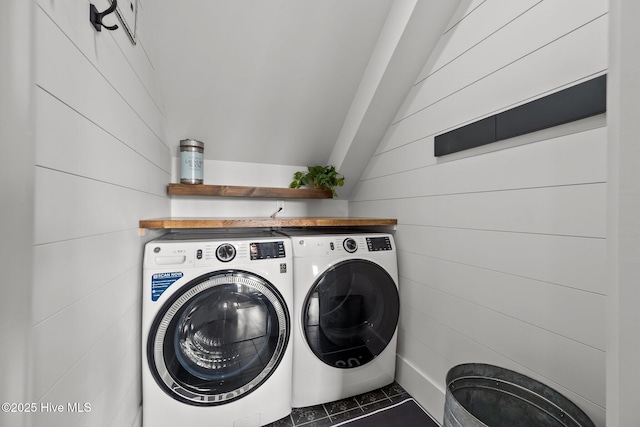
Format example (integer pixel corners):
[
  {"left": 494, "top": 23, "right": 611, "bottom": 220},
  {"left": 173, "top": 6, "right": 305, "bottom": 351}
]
[
  {"left": 142, "top": 231, "right": 293, "bottom": 427},
  {"left": 286, "top": 231, "right": 399, "bottom": 408}
]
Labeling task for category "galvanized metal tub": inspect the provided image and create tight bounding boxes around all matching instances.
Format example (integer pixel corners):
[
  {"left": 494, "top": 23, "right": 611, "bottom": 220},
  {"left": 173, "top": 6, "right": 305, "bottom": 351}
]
[{"left": 443, "top": 363, "right": 595, "bottom": 427}]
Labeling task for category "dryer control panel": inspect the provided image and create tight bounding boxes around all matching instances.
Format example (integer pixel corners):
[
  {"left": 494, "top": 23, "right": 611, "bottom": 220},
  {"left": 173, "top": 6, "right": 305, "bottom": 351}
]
[
  {"left": 366, "top": 236, "right": 393, "bottom": 251},
  {"left": 290, "top": 233, "right": 394, "bottom": 257}
]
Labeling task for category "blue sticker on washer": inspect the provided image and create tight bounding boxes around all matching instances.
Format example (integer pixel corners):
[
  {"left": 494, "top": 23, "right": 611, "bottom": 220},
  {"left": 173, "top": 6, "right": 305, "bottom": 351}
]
[{"left": 151, "top": 272, "right": 183, "bottom": 301}]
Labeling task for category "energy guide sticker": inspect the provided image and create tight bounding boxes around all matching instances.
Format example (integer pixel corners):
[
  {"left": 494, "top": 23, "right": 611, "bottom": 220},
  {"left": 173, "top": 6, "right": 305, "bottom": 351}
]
[{"left": 151, "top": 272, "right": 183, "bottom": 301}]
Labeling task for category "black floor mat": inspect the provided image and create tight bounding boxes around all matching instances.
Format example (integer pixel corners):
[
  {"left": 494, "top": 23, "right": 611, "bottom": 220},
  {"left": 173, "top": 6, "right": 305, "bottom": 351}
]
[{"left": 334, "top": 398, "right": 439, "bottom": 427}]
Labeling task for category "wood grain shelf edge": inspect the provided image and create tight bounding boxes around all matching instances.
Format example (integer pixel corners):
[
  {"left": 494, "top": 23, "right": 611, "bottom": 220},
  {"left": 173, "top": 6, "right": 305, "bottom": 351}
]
[
  {"left": 167, "top": 183, "right": 333, "bottom": 199},
  {"left": 139, "top": 217, "right": 398, "bottom": 230}
]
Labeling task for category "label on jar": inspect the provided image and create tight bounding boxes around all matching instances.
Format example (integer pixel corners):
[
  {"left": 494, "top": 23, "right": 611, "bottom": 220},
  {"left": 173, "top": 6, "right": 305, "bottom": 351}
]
[{"left": 180, "top": 151, "right": 203, "bottom": 183}]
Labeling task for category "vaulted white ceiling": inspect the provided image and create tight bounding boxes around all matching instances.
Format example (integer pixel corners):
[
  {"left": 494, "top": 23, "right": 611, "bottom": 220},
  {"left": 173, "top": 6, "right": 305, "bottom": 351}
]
[{"left": 144, "top": 0, "right": 460, "bottom": 191}]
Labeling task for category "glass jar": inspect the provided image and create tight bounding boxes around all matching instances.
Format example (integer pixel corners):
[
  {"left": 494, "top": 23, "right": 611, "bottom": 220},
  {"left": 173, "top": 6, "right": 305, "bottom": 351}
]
[{"left": 180, "top": 139, "right": 204, "bottom": 184}]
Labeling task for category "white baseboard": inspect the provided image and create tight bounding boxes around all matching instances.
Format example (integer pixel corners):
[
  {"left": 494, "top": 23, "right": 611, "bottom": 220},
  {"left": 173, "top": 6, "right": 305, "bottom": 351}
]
[{"left": 395, "top": 355, "right": 446, "bottom": 425}]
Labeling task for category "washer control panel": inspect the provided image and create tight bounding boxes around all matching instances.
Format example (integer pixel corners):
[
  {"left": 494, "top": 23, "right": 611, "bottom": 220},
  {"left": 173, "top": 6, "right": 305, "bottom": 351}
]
[
  {"left": 249, "top": 241, "right": 286, "bottom": 260},
  {"left": 196, "top": 240, "right": 286, "bottom": 263},
  {"left": 146, "top": 239, "right": 288, "bottom": 267}
]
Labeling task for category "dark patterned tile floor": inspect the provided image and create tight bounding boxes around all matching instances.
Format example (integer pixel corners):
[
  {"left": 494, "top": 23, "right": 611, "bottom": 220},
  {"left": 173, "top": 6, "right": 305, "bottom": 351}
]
[{"left": 264, "top": 382, "right": 412, "bottom": 427}]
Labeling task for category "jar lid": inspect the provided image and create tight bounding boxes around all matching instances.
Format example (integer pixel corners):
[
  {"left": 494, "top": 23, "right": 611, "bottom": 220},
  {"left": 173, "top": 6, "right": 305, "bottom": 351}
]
[{"left": 180, "top": 139, "right": 204, "bottom": 149}]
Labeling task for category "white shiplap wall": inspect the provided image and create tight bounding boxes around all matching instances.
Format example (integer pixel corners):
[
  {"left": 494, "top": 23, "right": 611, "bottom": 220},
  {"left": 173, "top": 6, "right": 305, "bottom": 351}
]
[
  {"left": 607, "top": 0, "right": 640, "bottom": 425},
  {"left": 0, "top": 2, "right": 33, "bottom": 427},
  {"left": 31, "top": 0, "right": 170, "bottom": 426},
  {"left": 349, "top": 0, "right": 608, "bottom": 425}
]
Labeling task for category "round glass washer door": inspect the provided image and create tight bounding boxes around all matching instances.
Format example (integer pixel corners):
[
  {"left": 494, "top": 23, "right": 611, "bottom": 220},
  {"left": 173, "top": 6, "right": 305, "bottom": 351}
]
[
  {"left": 147, "top": 270, "right": 290, "bottom": 406},
  {"left": 303, "top": 259, "right": 399, "bottom": 369}
]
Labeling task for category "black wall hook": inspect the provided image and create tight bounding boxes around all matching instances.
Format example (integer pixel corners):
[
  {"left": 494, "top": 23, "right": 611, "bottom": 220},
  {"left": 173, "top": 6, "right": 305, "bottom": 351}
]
[{"left": 90, "top": 0, "right": 119, "bottom": 32}]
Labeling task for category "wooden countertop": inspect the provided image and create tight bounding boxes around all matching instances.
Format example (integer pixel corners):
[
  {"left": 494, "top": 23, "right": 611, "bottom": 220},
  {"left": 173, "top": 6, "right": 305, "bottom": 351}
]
[{"left": 139, "top": 217, "right": 397, "bottom": 230}]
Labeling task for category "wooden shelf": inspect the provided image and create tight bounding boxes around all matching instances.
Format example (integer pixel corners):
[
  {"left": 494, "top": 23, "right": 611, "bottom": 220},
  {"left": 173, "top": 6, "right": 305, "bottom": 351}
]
[
  {"left": 139, "top": 217, "right": 397, "bottom": 230},
  {"left": 141, "top": 185, "right": 397, "bottom": 233},
  {"left": 168, "top": 183, "right": 333, "bottom": 199}
]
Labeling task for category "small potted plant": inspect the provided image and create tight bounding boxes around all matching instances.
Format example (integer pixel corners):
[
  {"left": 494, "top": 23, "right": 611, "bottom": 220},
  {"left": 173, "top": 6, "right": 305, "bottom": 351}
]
[{"left": 290, "top": 165, "right": 345, "bottom": 197}]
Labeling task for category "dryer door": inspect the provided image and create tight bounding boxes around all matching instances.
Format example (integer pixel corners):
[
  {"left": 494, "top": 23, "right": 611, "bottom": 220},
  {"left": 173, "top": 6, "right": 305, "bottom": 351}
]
[
  {"left": 147, "top": 270, "right": 289, "bottom": 406},
  {"left": 303, "top": 259, "right": 399, "bottom": 368}
]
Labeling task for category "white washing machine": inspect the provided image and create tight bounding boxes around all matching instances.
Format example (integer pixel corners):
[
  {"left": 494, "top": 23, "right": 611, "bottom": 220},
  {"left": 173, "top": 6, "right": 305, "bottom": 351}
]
[
  {"left": 142, "top": 231, "right": 293, "bottom": 427},
  {"left": 285, "top": 231, "right": 400, "bottom": 408}
]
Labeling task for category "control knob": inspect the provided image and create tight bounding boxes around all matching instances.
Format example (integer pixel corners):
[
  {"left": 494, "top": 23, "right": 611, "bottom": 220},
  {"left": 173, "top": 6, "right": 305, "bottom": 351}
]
[
  {"left": 343, "top": 238, "right": 358, "bottom": 253},
  {"left": 216, "top": 243, "right": 236, "bottom": 262}
]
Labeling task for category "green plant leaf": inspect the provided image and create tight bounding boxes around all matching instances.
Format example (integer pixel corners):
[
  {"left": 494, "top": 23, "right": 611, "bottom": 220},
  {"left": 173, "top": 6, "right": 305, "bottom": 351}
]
[{"left": 290, "top": 164, "right": 345, "bottom": 196}]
